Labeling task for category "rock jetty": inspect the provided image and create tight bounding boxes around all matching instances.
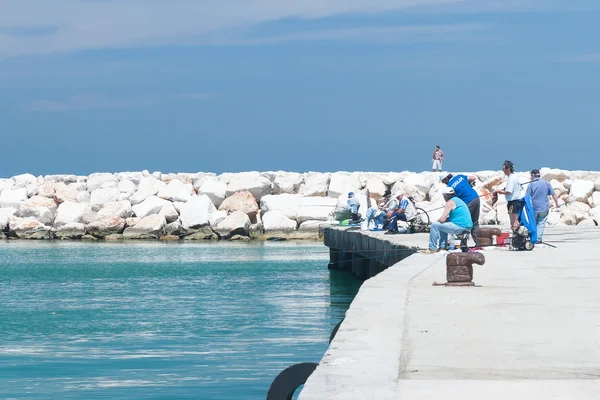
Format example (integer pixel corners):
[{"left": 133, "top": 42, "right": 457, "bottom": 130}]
[{"left": 0, "top": 169, "right": 598, "bottom": 241}]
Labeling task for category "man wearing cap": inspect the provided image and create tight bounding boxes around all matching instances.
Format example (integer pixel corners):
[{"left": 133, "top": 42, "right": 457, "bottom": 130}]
[
  {"left": 526, "top": 169, "right": 560, "bottom": 243},
  {"left": 346, "top": 192, "right": 361, "bottom": 223},
  {"left": 385, "top": 192, "right": 418, "bottom": 234},
  {"left": 493, "top": 160, "right": 522, "bottom": 232},
  {"left": 420, "top": 187, "right": 473, "bottom": 253},
  {"left": 441, "top": 173, "right": 480, "bottom": 242}
]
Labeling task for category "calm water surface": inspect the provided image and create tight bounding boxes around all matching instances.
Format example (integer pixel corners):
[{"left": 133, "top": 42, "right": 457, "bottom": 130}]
[{"left": 0, "top": 241, "right": 361, "bottom": 399}]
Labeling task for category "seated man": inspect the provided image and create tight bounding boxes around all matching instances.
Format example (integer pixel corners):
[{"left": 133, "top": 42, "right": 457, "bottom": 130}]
[
  {"left": 366, "top": 190, "right": 397, "bottom": 230},
  {"left": 420, "top": 187, "right": 473, "bottom": 253},
  {"left": 346, "top": 192, "right": 361, "bottom": 223},
  {"left": 385, "top": 192, "right": 418, "bottom": 234}
]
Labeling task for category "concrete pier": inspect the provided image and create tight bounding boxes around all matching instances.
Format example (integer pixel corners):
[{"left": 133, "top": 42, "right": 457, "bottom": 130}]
[
  {"left": 324, "top": 226, "right": 429, "bottom": 279},
  {"left": 300, "top": 226, "right": 600, "bottom": 399}
]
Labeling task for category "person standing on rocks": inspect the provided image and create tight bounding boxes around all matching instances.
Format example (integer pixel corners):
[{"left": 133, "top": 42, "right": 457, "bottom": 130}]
[
  {"left": 431, "top": 146, "right": 444, "bottom": 172},
  {"left": 526, "top": 169, "right": 560, "bottom": 243},
  {"left": 493, "top": 160, "right": 522, "bottom": 232},
  {"left": 441, "top": 173, "right": 480, "bottom": 243}
]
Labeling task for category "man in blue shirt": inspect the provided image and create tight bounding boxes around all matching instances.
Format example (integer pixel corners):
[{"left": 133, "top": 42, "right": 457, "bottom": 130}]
[
  {"left": 526, "top": 169, "right": 560, "bottom": 243},
  {"left": 441, "top": 173, "right": 480, "bottom": 242}
]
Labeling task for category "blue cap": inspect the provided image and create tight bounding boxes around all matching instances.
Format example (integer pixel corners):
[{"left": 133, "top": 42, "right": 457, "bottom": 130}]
[{"left": 348, "top": 192, "right": 354, "bottom": 196}]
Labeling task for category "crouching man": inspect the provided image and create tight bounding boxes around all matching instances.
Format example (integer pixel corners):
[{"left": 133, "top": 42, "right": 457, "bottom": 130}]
[{"left": 420, "top": 187, "right": 473, "bottom": 254}]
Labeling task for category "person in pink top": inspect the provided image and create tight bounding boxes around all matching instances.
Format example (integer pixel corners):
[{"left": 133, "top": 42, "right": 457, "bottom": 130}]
[{"left": 431, "top": 145, "right": 444, "bottom": 172}]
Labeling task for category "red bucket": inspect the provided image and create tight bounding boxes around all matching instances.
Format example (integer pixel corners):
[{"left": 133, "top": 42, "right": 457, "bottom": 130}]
[{"left": 496, "top": 232, "right": 511, "bottom": 247}]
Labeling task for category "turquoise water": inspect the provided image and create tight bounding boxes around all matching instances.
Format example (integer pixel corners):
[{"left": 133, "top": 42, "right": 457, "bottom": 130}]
[{"left": 0, "top": 241, "right": 361, "bottom": 400}]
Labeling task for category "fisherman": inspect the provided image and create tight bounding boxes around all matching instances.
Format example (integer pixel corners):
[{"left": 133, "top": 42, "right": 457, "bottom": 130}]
[
  {"left": 420, "top": 187, "right": 473, "bottom": 253},
  {"left": 385, "top": 192, "right": 418, "bottom": 234},
  {"left": 441, "top": 173, "right": 480, "bottom": 242},
  {"left": 346, "top": 192, "right": 361, "bottom": 223},
  {"left": 526, "top": 169, "right": 560, "bottom": 243},
  {"left": 366, "top": 189, "right": 395, "bottom": 230},
  {"left": 493, "top": 160, "right": 522, "bottom": 232}
]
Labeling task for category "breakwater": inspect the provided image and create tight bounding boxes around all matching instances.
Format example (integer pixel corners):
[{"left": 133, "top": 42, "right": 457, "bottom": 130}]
[{"left": 1, "top": 168, "right": 599, "bottom": 240}]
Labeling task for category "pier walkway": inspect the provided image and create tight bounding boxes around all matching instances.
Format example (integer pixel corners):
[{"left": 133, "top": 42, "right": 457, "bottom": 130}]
[{"left": 299, "top": 226, "right": 600, "bottom": 399}]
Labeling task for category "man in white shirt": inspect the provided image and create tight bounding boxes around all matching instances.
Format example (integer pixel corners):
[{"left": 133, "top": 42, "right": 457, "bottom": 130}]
[{"left": 493, "top": 160, "right": 521, "bottom": 232}]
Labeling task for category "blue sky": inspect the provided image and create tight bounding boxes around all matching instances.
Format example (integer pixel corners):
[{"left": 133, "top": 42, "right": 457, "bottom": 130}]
[{"left": 1, "top": 0, "right": 599, "bottom": 177}]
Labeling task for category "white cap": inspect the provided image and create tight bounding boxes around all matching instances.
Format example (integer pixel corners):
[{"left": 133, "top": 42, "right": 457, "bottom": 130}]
[
  {"left": 442, "top": 187, "right": 455, "bottom": 195},
  {"left": 393, "top": 191, "right": 402, "bottom": 198}
]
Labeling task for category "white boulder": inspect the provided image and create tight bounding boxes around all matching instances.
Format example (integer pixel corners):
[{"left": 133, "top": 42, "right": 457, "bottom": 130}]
[
  {"left": 54, "top": 201, "right": 93, "bottom": 227},
  {"left": 86, "top": 173, "right": 117, "bottom": 191},
  {"left": 90, "top": 188, "right": 120, "bottom": 208},
  {"left": 198, "top": 179, "right": 227, "bottom": 208},
  {"left": 54, "top": 183, "right": 80, "bottom": 204},
  {"left": 115, "top": 172, "right": 144, "bottom": 184},
  {"left": 8, "top": 216, "right": 50, "bottom": 239},
  {"left": 77, "top": 191, "right": 91, "bottom": 203},
  {"left": 179, "top": 195, "right": 216, "bottom": 229},
  {"left": 296, "top": 196, "right": 337, "bottom": 224},
  {"left": 364, "top": 177, "right": 387, "bottom": 198},
  {"left": 219, "top": 191, "right": 259, "bottom": 220},
  {"left": 403, "top": 173, "right": 434, "bottom": 194},
  {"left": 132, "top": 196, "right": 171, "bottom": 218},
  {"left": 590, "top": 206, "right": 600, "bottom": 225},
  {"left": 165, "top": 219, "right": 183, "bottom": 236},
  {"left": 541, "top": 168, "right": 569, "bottom": 182},
  {"left": 299, "top": 173, "right": 330, "bottom": 197},
  {"left": 118, "top": 180, "right": 137, "bottom": 197},
  {"left": 263, "top": 210, "right": 297, "bottom": 233},
  {"left": 55, "top": 222, "right": 86, "bottom": 239},
  {"left": 159, "top": 203, "right": 179, "bottom": 223},
  {"left": 192, "top": 172, "right": 218, "bottom": 191},
  {"left": 550, "top": 180, "right": 567, "bottom": 197},
  {"left": 327, "top": 172, "right": 361, "bottom": 198},
  {"left": 0, "top": 207, "right": 18, "bottom": 230},
  {"left": 577, "top": 218, "right": 597, "bottom": 227},
  {"left": 561, "top": 202, "right": 591, "bottom": 225},
  {"left": 260, "top": 194, "right": 302, "bottom": 220},
  {"left": 298, "top": 220, "right": 325, "bottom": 231},
  {"left": 20, "top": 196, "right": 58, "bottom": 225},
  {"left": 157, "top": 179, "right": 194, "bottom": 203},
  {"left": 209, "top": 210, "right": 228, "bottom": 227},
  {"left": 226, "top": 175, "right": 272, "bottom": 202},
  {"left": 123, "top": 214, "right": 167, "bottom": 239},
  {"left": 97, "top": 201, "right": 133, "bottom": 219},
  {"left": 273, "top": 173, "right": 303, "bottom": 194},
  {"left": 0, "top": 178, "right": 15, "bottom": 192},
  {"left": 588, "top": 192, "right": 600, "bottom": 208},
  {"left": 87, "top": 216, "right": 126, "bottom": 238},
  {"left": 129, "top": 176, "right": 166, "bottom": 205},
  {"left": 12, "top": 173, "right": 38, "bottom": 191},
  {"left": 0, "top": 188, "right": 28, "bottom": 209},
  {"left": 569, "top": 171, "right": 600, "bottom": 182},
  {"left": 568, "top": 180, "right": 595, "bottom": 203},
  {"left": 213, "top": 210, "right": 251, "bottom": 237}
]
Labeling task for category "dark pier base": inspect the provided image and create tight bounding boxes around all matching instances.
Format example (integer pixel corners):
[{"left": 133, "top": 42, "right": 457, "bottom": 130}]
[{"left": 324, "top": 227, "right": 417, "bottom": 280}]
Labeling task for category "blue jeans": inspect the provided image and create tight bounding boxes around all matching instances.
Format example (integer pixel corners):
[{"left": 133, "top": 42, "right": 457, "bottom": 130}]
[
  {"left": 429, "top": 221, "right": 471, "bottom": 250},
  {"left": 534, "top": 211, "right": 549, "bottom": 242},
  {"left": 387, "top": 211, "right": 407, "bottom": 232}
]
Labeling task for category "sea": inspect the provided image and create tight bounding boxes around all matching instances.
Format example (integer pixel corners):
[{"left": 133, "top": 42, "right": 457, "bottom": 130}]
[{"left": 0, "top": 241, "right": 361, "bottom": 400}]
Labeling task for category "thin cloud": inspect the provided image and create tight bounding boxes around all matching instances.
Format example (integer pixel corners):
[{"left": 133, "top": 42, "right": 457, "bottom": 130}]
[
  {"left": 0, "top": 0, "right": 545, "bottom": 57},
  {"left": 562, "top": 54, "right": 600, "bottom": 63},
  {"left": 219, "top": 24, "right": 485, "bottom": 45},
  {"left": 27, "top": 93, "right": 209, "bottom": 112}
]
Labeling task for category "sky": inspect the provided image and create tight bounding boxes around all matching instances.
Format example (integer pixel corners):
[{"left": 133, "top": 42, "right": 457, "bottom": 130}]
[{"left": 1, "top": 0, "right": 599, "bottom": 177}]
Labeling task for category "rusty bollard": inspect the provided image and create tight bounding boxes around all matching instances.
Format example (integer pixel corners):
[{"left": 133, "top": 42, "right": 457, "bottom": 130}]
[
  {"left": 433, "top": 252, "right": 485, "bottom": 287},
  {"left": 473, "top": 227, "right": 502, "bottom": 247}
]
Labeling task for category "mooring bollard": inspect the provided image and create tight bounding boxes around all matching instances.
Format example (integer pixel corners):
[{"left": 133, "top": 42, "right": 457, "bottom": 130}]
[
  {"left": 433, "top": 252, "right": 485, "bottom": 287},
  {"left": 474, "top": 227, "right": 502, "bottom": 247}
]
